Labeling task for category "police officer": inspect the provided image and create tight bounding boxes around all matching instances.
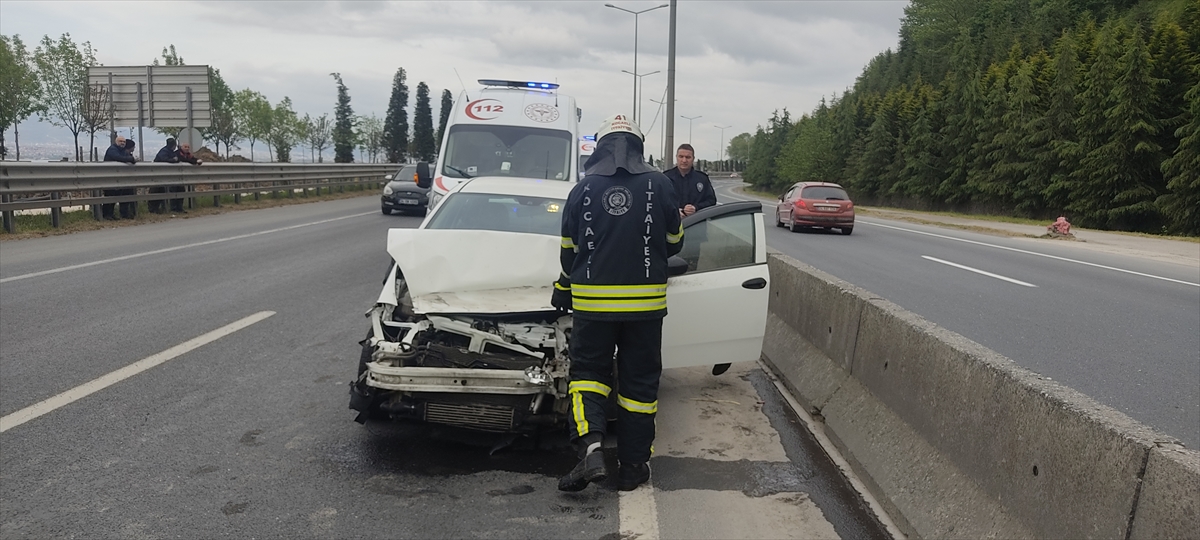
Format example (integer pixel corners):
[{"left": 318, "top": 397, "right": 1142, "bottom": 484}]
[
  {"left": 554, "top": 114, "right": 684, "bottom": 492},
  {"left": 663, "top": 143, "right": 716, "bottom": 217}
]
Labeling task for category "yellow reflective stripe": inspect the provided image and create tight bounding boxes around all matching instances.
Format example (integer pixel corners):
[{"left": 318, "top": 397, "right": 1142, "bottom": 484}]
[
  {"left": 572, "top": 391, "right": 589, "bottom": 436},
  {"left": 561, "top": 237, "right": 576, "bottom": 249},
  {"left": 573, "top": 298, "right": 668, "bottom": 313},
  {"left": 554, "top": 282, "right": 571, "bottom": 291},
  {"left": 569, "top": 380, "right": 612, "bottom": 397},
  {"left": 573, "top": 284, "right": 667, "bottom": 297},
  {"left": 617, "top": 394, "right": 658, "bottom": 414},
  {"left": 573, "top": 283, "right": 667, "bottom": 291},
  {"left": 667, "top": 224, "right": 684, "bottom": 244}
]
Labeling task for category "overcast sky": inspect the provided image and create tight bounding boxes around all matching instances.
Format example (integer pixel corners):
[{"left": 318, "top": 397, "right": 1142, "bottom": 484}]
[{"left": 2, "top": 0, "right": 907, "bottom": 161}]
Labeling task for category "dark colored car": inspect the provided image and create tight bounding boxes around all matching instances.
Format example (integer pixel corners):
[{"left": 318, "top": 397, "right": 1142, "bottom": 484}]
[
  {"left": 775, "top": 182, "right": 855, "bottom": 235},
  {"left": 381, "top": 165, "right": 430, "bottom": 215}
]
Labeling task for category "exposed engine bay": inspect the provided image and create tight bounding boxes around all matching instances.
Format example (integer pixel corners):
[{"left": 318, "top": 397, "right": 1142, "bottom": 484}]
[{"left": 351, "top": 275, "right": 573, "bottom": 433}]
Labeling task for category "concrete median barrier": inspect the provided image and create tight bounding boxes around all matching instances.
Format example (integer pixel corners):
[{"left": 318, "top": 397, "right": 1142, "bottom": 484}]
[{"left": 761, "top": 250, "right": 1199, "bottom": 539}]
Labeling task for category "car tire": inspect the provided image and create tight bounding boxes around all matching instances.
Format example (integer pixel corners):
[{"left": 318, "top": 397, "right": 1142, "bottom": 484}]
[
  {"left": 788, "top": 215, "right": 801, "bottom": 233},
  {"left": 350, "top": 330, "right": 386, "bottom": 420},
  {"left": 840, "top": 226, "right": 853, "bottom": 235},
  {"left": 775, "top": 211, "right": 784, "bottom": 228},
  {"left": 382, "top": 206, "right": 391, "bottom": 215}
]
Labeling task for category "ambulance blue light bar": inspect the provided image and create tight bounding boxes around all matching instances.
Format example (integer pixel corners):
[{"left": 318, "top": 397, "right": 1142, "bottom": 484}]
[{"left": 478, "top": 79, "right": 559, "bottom": 90}]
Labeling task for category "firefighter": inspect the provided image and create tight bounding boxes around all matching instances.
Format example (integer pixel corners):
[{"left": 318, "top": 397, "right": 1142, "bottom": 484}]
[{"left": 554, "top": 114, "right": 683, "bottom": 492}]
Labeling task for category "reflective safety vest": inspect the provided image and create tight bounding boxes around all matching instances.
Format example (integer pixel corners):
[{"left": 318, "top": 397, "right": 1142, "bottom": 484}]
[{"left": 557, "top": 171, "right": 683, "bottom": 321}]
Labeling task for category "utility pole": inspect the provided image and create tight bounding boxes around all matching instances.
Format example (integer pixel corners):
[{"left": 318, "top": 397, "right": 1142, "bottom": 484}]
[{"left": 664, "top": 0, "right": 677, "bottom": 168}]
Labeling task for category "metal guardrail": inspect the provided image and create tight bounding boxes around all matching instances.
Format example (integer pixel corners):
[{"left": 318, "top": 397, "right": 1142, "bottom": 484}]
[{"left": 0, "top": 162, "right": 397, "bottom": 233}]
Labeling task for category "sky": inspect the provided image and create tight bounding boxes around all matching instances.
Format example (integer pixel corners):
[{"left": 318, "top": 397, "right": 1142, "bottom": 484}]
[{"left": 1, "top": 0, "right": 908, "bottom": 162}]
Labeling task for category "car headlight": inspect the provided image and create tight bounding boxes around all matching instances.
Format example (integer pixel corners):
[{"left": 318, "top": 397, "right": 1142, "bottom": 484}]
[{"left": 383, "top": 185, "right": 393, "bottom": 195}]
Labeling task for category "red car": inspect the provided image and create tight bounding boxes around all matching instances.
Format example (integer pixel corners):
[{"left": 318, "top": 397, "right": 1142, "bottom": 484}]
[{"left": 775, "top": 182, "right": 855, "bottom": 235}]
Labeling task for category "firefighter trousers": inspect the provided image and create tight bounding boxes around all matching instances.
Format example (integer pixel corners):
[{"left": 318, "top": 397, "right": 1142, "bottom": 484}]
[{"left": 568, "top": 317, "right": 663, "bottom": 465}]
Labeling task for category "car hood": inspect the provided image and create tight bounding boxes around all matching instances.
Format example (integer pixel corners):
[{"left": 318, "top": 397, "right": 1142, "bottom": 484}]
[
  {"left": 387, "top": 181, "right": 428, "bottom": 193},
  {"left": 386, "top": 229, "right": 560, "bottom": 314}
]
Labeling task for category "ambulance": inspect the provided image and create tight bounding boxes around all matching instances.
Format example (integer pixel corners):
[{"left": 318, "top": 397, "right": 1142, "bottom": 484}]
[
  {"left": 578, "top": 134, "right": 595, "bottom": 179},
  {"left": 424, "top": 79, "right": 581, "bottom": 209}
]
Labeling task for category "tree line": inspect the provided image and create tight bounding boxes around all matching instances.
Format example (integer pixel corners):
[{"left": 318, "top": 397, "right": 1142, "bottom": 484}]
[
  {"left": 0, "top": 34, "right": 457, "bottom": 164},
  {"left": 741, "top": 0, "right": 1200, "bottom": 236}
]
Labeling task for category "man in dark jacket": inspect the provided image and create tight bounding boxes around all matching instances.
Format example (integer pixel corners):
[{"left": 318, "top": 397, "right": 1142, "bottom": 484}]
[
  {"left": 555, "top": 114, "right": 683, "bottom": 493},
  {"left": 662, "top": 143, "right": 715, "bottom": 217},
  {"left": 149, "top": 138, "right": 179, "bottom": 213},
  {"left": 102, "top": 136, "right": 136, "bottom": 220}
]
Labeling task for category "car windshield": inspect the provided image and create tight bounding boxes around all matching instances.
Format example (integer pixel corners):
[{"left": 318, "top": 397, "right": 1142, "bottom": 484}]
[
  {"left": 441, "top": 124, "right": 573, "bottom": 181},
  {"left": 801, "top": 186, "right": 850, "bottom": 200},
  {"left": 425, "top": 193, "right": 565, "bottom": 236},
  {"left": 393, "top": 166, "right": 416, "bottom": 183}
]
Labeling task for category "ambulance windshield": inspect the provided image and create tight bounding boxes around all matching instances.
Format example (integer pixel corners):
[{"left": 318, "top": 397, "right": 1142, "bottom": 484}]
[{"left": 441, "top": 125, "right": 573, "bottom": 181}]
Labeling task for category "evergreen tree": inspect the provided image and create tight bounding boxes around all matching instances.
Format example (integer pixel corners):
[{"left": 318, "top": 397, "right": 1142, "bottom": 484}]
[
  {"left": 968, "top": 71, "right": 1012, "bottom": 205},
  {"left": 436, "top": 89, "right": 453, "bottom": 147},
  {"left": 855, "top": 99, "right": 900, "bottom": 198},
  {"left": 1149, "top": 21, "right": 1193, "bottom": 168},
  {"left": 411, "top": 82, "right": 436, "bottom": 162},
  {"left": 743, "top": 110, "right": 791, "bottom": 191},
  {"left": 937, "top": 68, "right": 984, "bottom": 204},
  {"left": 1069, "top": 22, "right": 1124, "bottom": 226},
  {"left": 330, "top": 73, "right": 355, "bottom": 163},
  {"left": 1159, "top": 70, "right": 1200, "bottom": 235},
  {"left": 1076, "top": 26, "right": 1164, "bottom": 231},
  {"left": 896, "top": 105, "right": 945, "bottom": 200},
  {"left": 1042, "top": 32, "right": 1083, "bottom": 213},
  {"left": 382, "top": 68, "right": 408, "bottom": 163}
]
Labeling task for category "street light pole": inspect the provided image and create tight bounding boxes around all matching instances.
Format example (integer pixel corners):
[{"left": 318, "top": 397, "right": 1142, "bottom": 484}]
[
  {"left": 606, "top": 3, "right": 668, "bottom": 123},
  {"left": 622, "top": 69, "right": 660, "bottom": 121},
  {"left": 681, "top": 115, "right": 702, "bottom": 143},
  {"left": 664, "top": 0, "right": 676, "bottom": 168},
  {"left": 715, "top": 124, "right": 731, "bottom": 161}
]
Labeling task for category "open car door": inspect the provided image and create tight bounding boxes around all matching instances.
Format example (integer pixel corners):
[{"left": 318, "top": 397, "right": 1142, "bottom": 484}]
[{"left": 662, "top": 201, "right": 769, "bottom": 369}]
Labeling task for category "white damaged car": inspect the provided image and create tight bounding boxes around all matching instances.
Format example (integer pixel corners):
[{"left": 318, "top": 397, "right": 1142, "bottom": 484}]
[{"left": 350, "top": 172, "right": 770, "bottom": 433}]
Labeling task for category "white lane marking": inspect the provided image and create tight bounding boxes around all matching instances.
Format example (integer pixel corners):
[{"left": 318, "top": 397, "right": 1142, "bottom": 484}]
[
  {"left": 922, "top": 255, "right": 1037, "bottom": 288},
  {"left": 0, "top": 212, "right": 376, "bottom": 284},
  {"left": 761, "top": 361, "right": 908, "bottom": 540},
  {"left": 862, "top": 220, "right": 1199, "bottom": 288},
  {"left": 619, "top": 481, "right": 660, "bottom": 540},
  {"left": 0, "top": 311, "right": 275, "bottom": 433}
]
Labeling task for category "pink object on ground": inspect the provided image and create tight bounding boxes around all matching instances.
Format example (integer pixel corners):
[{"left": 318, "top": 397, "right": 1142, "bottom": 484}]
[{"left": 1049, "top": 217, "right": 1072, "bottom": 235}]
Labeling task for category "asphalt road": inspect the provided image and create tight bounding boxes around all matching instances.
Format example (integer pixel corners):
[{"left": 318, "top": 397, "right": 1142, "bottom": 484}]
[
  {"left": 715, "top": 179, "right": 1200, "bottom": 449},
  {"left": 0, "top": 197, "right": 891, "bottom": 539}
]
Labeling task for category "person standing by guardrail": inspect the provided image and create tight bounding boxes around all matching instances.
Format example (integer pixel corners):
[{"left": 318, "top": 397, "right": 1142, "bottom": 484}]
[
  {"left": 101, "top": 136, "right": 136, "bottom": 220},
  {"left": 150, "top": 138, "right": 179, "bottom": 213},
  {"left": 168, "top": 143, "right": 202, "bottom": 213}
]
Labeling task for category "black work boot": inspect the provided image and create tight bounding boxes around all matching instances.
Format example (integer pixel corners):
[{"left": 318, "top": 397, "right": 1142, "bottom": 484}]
[
  {"left": 558, "top": 450, "right": 607, "bottom": 492},
  {"left": 617, "top": 462, "right": 651, "bottom": 491}
]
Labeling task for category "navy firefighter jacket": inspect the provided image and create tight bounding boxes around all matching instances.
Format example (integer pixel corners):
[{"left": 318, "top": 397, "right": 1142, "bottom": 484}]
[{"left": 556, "top": 170, "right": 684, "bottom": 321}]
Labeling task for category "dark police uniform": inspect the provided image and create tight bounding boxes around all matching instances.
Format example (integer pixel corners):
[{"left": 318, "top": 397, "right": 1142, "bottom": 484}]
[
  {"left": 555, "top": 166, "right": 683, "bottom": 468},
  {"left": 663, "top": 166, "right": 716, "bottom": 212}
]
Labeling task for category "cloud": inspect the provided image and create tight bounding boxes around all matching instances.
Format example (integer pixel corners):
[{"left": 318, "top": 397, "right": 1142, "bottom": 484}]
[{"left": 1, "top": 0, "right": 907, "bottom": 160}]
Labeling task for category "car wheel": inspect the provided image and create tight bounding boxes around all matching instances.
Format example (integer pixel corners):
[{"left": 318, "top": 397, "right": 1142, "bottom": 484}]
[
  {"left": 381, "top": 206, "right": 391, "bottom": 215},
  {"left": 350, "top": 330, "right": 386, "bottom": 420},
  {"left": 840, "top": 227, "right": 853, "bottom": 235},
  {"left": 788, "top": 215, "right": 801, "bottom": 233},
  {"left": 775, "top": 211, "right": 784, "bottom": 228}
]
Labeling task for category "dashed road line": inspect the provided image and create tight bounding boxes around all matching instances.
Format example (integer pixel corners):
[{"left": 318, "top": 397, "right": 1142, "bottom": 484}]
[
  {"left": 922, "top": 255, "right": 1037, "bottom": 288},
  {"left": 0, "top": 311, "right": 276, "bottom": 432}
]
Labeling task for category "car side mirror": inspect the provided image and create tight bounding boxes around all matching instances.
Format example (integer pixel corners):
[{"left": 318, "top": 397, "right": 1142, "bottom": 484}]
[
  {"left": 667, "top": 256, "right": 688, "bottom": 277},
  {"left": 384, "top": 174, "right": 393, "bottom": 181},
  {"left": 415, "top": 162, "right": 431, "bottom": 189},
  {"left": 778, "top": 194, "right": 785, "bottom": 201}
]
